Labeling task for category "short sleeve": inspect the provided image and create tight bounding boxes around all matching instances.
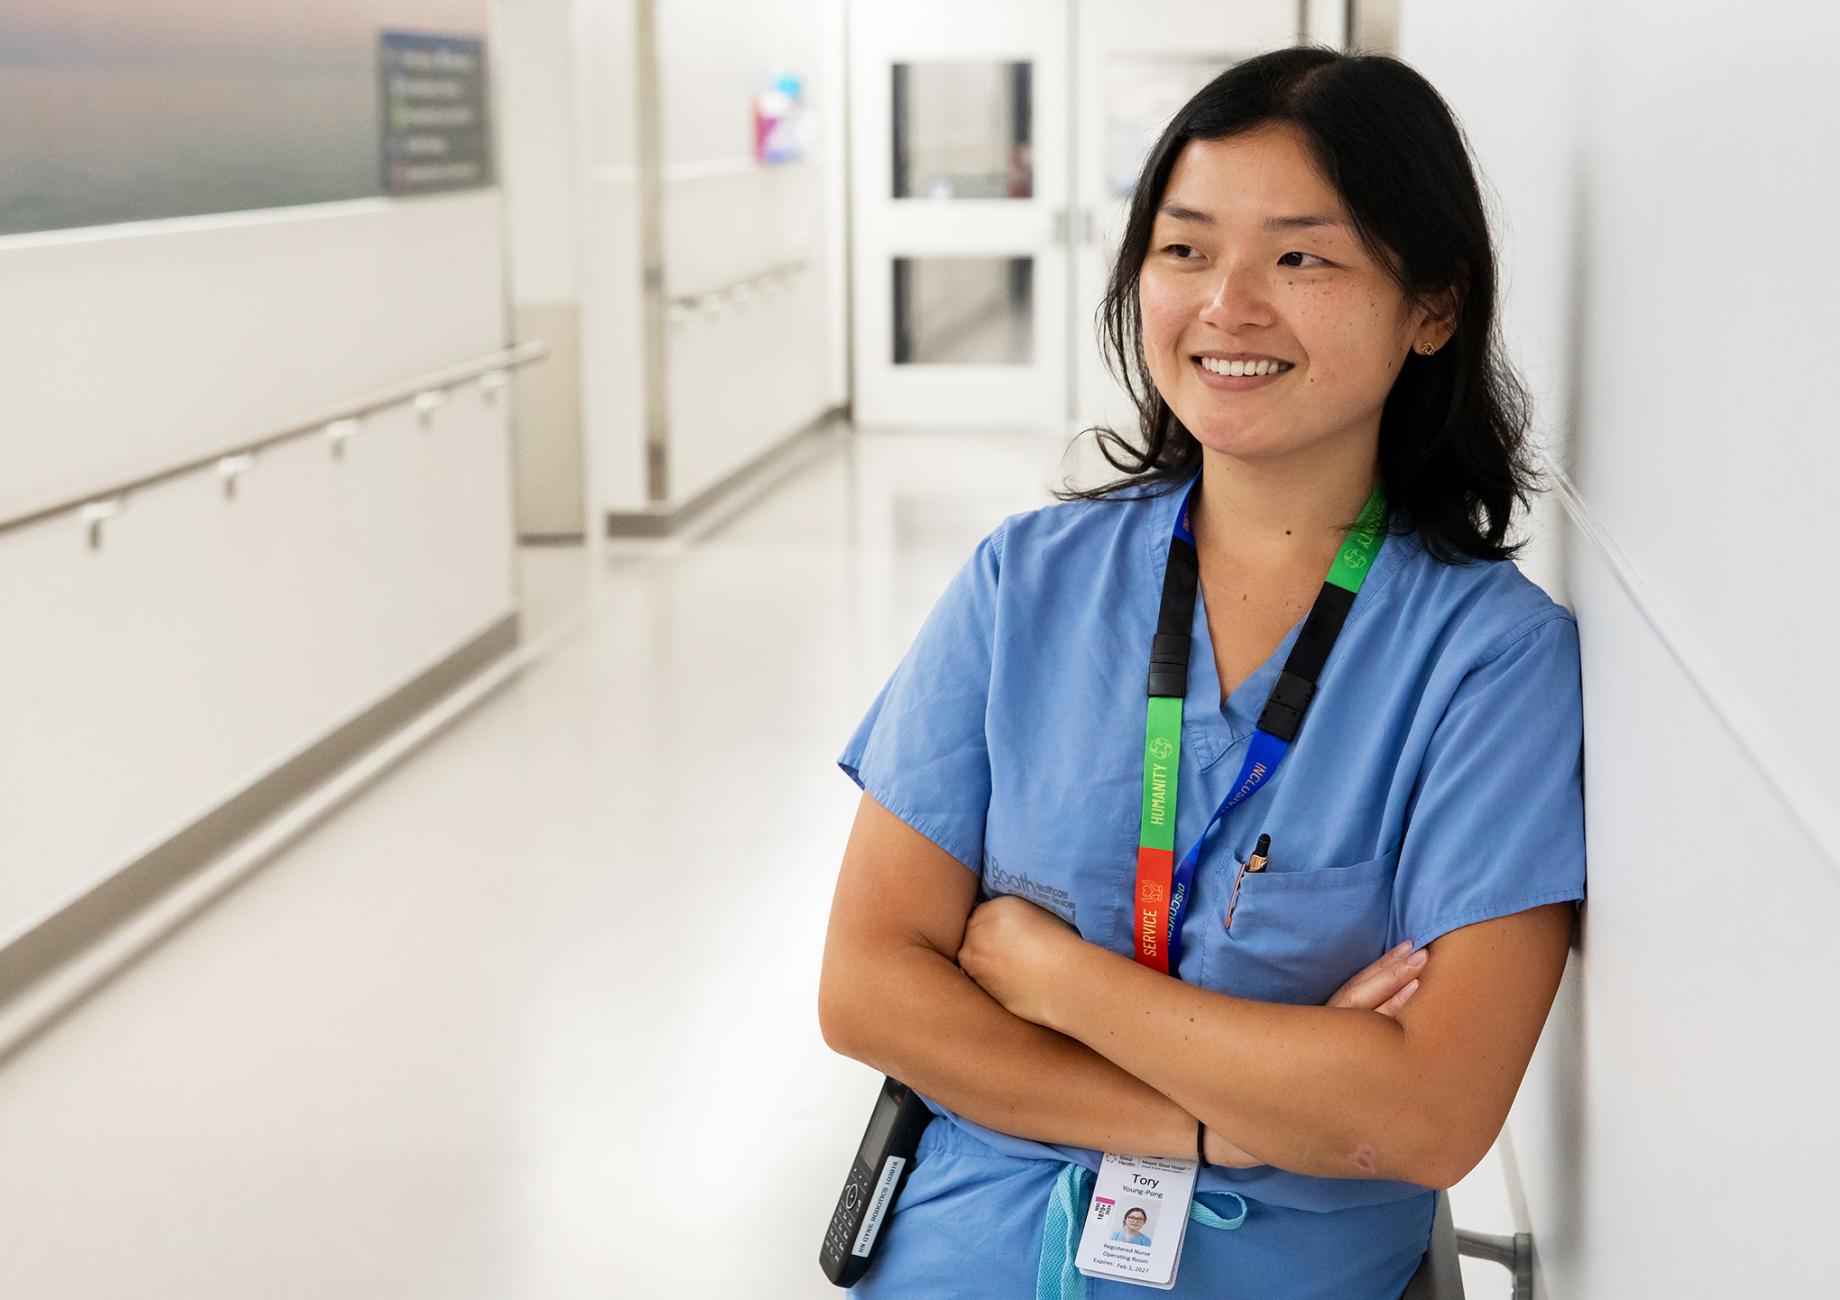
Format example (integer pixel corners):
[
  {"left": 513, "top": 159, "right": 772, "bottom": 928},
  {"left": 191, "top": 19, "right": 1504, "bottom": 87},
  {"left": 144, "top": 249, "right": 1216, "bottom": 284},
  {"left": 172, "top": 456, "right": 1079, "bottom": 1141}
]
[
  {"left": 1394, "top": 612, "right": 1587, "bottom": 948},
  {"left": 836, "top": 522, "right": 1005, "bottom": 874}
]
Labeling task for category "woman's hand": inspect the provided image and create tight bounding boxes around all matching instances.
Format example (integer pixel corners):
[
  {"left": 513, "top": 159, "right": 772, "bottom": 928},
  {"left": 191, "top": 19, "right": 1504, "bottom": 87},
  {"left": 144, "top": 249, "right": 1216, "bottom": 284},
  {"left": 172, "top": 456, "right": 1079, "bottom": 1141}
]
[
  {"left": 961, "top": 898, "right": 1428, "bottom": 1170},
  {"left": 958, "top": 894, "right": 1082, "bottom": 1026},
  {"left": 1326, "top": 938, "right": 1429, "bottom": 1016},
  {"left": 1202, "top": 940, "right": 1428, "bottom": 1168}
]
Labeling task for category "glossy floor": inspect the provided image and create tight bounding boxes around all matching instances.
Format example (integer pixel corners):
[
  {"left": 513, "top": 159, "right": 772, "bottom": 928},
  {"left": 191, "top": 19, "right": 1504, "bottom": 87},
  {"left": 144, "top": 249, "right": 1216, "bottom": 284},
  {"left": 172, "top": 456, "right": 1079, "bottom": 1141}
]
[{"left": 0, "top": 428, "right": 1516, "bottom": 1298}]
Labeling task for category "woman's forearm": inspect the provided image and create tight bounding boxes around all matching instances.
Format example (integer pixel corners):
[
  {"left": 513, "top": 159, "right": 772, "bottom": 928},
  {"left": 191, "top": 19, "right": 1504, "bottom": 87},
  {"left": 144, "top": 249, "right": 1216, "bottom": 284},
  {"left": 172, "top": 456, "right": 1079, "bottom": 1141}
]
[
  {"left": 1044, "top": 943, "right": 1421, "bottom": 1181},
  {"left": 820, "top": 937, "right": 1199, "bottom": 1160},
  {"left": 1012, "top": 905, "right": 1574, "bottom": 1189}
]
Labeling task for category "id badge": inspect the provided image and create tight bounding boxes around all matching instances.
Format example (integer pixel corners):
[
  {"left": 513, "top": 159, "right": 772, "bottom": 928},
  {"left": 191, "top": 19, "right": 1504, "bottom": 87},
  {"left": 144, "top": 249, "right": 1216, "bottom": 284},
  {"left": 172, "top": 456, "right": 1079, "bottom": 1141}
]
[{"left": 1074, "top": 1152, "right": 1198, "bottom": 1289}]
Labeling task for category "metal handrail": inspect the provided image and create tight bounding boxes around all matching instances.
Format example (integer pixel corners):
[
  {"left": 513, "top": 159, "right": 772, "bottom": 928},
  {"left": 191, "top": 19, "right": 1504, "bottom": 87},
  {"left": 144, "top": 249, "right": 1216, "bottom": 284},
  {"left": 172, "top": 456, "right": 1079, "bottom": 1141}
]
[
  {"left": 668, "top": 258, "right": 808, "bottom": 313},
  {"left": 1458, "top": 1227, "right": 1535, "bottom": 1299},
  {"left": 0, "top": 339, "right": 550, "bottom": 540}
]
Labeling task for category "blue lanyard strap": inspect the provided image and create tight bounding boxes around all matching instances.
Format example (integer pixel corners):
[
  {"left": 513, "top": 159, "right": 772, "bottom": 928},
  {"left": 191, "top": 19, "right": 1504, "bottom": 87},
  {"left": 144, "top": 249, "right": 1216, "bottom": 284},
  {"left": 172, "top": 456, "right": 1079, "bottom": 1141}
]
[
  {"left": 1143, "top": 472, "right": 1388, "bottom": 974},
  {"left": 1165, "top": 730, "right": 1289, "bottom": 969}
]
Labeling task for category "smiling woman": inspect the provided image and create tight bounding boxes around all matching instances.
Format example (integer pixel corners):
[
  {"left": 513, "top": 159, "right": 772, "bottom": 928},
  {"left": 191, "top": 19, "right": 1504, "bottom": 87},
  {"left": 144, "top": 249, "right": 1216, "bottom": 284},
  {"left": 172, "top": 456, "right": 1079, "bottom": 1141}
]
[
  {"left": 1140, "top": 130, "right": 1434, "bottom": 435},
  {"left": 1071, "top": 48, "right": 1534, "bottom": 568},
  {"left": 820, "top": 43, "right": 1585, "bottom": 1300}
]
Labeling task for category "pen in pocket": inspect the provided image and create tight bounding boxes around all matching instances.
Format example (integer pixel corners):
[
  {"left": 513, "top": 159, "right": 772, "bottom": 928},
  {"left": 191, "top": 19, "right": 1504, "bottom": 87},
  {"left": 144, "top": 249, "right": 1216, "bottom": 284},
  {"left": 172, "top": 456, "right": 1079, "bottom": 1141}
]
[{"left": 1224, "top": 833, "right": 1272, "bottom": 931}]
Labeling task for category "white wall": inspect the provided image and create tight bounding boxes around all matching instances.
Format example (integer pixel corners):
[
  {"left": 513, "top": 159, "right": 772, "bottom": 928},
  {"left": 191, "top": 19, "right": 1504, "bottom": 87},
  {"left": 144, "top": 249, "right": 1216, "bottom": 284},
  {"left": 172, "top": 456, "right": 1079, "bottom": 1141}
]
[
  {"left": 499, "top": 0, "right": 582, "bottom": 308},
  {"left": 1401, "top": 5, "right": 1840, "bottom": 1295},
  {"left": 576, "top": 0, "right": 847, "bottom": 518},
  {"left": 820, "top": 0, "right": 851, "bottom": 410},
  {"left": 657, "top": 0, "right": 840, "bottom": 506},
  {"left": 0, "top": 197, "right": 509, "bottom": 521},
  {"left": 497, "top": 0, "right": 589, "bottom": 537},
  {"left": 0, "top": 192, "right": 517, "bottom": 948},
  {"left": 575, "top": 0, "right": 650, "bottom": 515}
]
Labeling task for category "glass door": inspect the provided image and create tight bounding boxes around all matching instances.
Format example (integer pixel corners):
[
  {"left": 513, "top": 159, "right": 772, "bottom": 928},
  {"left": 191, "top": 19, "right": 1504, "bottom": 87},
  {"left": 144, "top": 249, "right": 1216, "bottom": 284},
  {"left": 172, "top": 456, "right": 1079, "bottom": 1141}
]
[
  {"left": 1069, "top": 0, "right": 1298, "bottom": 446},
  {"left": 849, "top": 0, "right": 1070, "bottom": 428}
]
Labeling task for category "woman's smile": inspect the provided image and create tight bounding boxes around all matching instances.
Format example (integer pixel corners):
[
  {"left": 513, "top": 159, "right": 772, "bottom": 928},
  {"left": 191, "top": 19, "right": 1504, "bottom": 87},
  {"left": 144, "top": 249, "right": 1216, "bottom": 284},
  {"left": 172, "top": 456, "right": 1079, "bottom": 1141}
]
[
  {"left": 1135, "top": 122, "right": 1451, "bottom": 466},
  {"left": 1190, "top": 354, "right": 1298, "bottom": 393}
]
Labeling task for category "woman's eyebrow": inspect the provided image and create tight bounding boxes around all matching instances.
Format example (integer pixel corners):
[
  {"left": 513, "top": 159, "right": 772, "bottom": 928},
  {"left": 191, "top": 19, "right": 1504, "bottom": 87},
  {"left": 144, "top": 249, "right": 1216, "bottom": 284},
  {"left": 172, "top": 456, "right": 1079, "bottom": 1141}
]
[
  {"left": 1267, "top": 213, "right": 1348, "bottom": 233},
  {"left": 1157, "top": 203, "right": 1214, "bottom": 225},
  {"left": 1157, "top": 203, "right": 1348, "bottom": 234}
]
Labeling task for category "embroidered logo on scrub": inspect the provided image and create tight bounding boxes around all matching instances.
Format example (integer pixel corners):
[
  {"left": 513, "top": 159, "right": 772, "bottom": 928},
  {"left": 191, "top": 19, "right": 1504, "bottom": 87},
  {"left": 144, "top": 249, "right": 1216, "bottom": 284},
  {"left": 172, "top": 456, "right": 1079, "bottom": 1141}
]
[{"left": 983, "top": 852, "right": 1077, "bottom": 924}]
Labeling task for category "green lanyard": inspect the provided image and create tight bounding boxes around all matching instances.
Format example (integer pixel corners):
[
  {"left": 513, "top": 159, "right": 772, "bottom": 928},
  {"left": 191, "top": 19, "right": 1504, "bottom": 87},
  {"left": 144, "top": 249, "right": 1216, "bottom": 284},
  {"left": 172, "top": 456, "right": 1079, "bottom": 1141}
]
[{"left": 1134, "top": 474, "right": 1388, "bottom": 974}]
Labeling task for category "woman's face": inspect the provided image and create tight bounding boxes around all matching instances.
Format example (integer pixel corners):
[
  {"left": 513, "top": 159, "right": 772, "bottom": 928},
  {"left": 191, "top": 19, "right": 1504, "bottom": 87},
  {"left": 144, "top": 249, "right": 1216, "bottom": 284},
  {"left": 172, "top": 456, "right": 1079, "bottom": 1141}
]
[
  {"left": 1137, "top": 123, "right": 1450, "bottom": 469},
  {"left": 1124, "top": 1209, "right": 1147, "bottom": 1235}
]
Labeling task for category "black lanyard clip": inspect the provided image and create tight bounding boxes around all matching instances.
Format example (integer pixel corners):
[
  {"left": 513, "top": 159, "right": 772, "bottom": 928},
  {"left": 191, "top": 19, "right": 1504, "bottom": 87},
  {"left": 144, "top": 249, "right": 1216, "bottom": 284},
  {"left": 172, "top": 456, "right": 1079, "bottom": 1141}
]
[
  {"left": 1256, "top": 670, "right": 1316, "bottom": 742},
  {"left": 1147, "top": 631, "right": 1191, "bottom": 698}
]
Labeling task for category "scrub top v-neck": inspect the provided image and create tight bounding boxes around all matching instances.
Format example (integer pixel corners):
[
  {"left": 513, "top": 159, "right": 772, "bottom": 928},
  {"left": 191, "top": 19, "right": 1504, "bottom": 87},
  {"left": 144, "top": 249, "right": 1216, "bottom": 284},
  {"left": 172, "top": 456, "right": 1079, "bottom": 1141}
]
[
  {"left": 834, "top": 465, "right": 1587, "bottom": 1286},
  {"left": 1169, "top": 520, "right": 1329, "bottom": 769}
]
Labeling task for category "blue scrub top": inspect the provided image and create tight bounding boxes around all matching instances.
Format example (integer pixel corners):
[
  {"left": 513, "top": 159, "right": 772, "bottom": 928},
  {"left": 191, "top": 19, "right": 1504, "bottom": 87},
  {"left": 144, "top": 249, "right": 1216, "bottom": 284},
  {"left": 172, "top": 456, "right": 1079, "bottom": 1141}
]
[{"left": 836, "top": 468, "right": 1587, "bottom": 1282}]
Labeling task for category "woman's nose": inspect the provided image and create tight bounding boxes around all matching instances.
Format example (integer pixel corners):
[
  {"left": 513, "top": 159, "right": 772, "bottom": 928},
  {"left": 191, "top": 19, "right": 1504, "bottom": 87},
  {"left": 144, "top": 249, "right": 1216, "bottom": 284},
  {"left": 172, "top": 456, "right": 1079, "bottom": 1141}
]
[{"left": 1198, "top": 260, "right": 1276, "bottom": 327}]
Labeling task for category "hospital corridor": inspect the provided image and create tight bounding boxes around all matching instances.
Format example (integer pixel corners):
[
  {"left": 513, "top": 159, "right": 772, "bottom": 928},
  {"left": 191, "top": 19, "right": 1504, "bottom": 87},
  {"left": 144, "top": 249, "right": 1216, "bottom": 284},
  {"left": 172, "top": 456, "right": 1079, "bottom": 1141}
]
[
  {"left": 0, "top": 430, "right": 1068, "bottom": 1296},
  {"left": 2, "top": 2, "right": 1836, "bottom": 1298}
]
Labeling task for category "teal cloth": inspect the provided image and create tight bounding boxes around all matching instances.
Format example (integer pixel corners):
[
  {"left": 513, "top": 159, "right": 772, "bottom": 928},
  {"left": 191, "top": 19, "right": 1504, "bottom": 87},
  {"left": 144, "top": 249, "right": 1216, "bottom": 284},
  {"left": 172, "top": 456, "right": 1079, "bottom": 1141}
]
[
  {"left": 1035, "top": 1162, "right": 1249, "bottom": 1298},
  {"left": 1036, "top": 1162, "right": 1095, "bottom": 1300},
  {"left": 1191, "top": 1190, "right": 1250, "bottom": 1231}
]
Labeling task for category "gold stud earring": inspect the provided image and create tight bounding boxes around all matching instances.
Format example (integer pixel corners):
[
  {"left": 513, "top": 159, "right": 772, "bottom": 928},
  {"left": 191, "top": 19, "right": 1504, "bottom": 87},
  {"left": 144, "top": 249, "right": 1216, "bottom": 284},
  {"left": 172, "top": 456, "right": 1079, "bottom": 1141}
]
[{"left": 1419, "top": 343, "right": 1435, "bottom": 355}]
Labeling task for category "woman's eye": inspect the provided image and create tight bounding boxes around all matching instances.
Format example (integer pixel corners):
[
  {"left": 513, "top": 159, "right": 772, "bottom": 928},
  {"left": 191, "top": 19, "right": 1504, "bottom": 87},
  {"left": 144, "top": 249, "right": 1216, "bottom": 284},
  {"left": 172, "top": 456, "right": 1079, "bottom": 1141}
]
[
  {"left": 1161, "top": 243, "right": 1198, "bottom": 260},
  {"left": 1279, "top": 251, "right": 1328, "bottom": 269}
]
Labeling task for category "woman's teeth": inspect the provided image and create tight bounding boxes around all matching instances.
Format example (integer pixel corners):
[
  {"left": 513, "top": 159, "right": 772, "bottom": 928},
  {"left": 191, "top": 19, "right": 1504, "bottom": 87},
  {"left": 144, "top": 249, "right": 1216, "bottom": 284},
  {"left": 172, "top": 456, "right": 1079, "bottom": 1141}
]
[{"left": 1197, "top": 357, "right": 1294, "bottom": 377}]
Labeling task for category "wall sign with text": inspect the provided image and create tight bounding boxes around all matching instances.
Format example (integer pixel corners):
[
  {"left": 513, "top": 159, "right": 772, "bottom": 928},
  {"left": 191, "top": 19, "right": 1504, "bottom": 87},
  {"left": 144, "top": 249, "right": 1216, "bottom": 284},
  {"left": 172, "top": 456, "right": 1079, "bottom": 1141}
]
[{"left": 379, "top": 30, "right": 494, "bottom": 196}]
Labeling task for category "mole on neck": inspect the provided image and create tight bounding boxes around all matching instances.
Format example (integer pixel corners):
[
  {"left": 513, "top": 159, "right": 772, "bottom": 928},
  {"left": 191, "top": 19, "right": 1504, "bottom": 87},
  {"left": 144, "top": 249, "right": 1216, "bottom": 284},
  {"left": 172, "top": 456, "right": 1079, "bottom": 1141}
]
[{"left": 1188, "top": 443, "right": 1379, "bottom": 571}]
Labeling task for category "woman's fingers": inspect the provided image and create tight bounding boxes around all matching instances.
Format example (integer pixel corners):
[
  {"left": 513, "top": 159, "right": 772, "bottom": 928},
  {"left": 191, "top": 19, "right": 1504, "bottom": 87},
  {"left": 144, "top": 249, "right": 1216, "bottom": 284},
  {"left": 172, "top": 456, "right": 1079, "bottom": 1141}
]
[
  {"left": 1376, "top": 978, "right": 1420, "bottom": 1018},
  {"left": 1325, "top": 940, "right": 1428, "bottom": 1011},
  {"left": 1325, "top": 942, "right": 1409, "bottom": 1008}
]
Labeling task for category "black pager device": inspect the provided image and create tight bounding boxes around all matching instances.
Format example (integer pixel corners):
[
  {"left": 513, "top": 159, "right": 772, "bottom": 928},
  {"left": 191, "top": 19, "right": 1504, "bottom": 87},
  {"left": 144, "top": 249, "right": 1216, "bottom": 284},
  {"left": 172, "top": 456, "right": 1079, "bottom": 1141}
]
[{"left": 819, "top": 1075, "right": 933, "bottom": 1287}]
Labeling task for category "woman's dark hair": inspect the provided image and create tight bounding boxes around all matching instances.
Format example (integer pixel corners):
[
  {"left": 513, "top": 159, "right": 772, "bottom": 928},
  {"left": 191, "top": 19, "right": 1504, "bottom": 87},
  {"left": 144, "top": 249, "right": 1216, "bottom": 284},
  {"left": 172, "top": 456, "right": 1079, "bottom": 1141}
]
[{"left": 1058, "top": 45, "right": 1542, "bottom": 564}]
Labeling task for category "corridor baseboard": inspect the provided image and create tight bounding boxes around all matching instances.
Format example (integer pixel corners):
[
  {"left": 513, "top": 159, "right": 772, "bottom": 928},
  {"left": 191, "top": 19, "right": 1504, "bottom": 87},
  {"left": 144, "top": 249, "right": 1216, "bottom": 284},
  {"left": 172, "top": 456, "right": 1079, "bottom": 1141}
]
[
  {"left": 0, "top": 613, "right": 520, "bottom": 1063},
  {"left": 603, "top": 407, "right": 847, "bottom": 539}
]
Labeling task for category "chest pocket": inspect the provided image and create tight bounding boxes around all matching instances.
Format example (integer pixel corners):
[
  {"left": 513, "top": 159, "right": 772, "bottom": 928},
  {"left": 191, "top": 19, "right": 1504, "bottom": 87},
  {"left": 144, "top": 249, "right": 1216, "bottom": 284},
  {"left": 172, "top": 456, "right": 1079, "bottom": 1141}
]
[{"left": 1196, "top": 845, "right": 1397, "bottom": 1005}]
